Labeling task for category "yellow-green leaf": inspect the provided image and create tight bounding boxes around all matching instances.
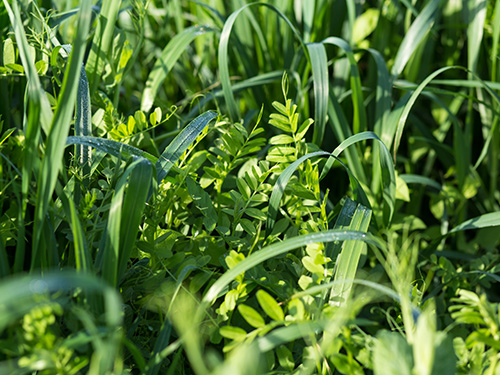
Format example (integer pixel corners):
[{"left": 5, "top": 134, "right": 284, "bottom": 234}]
[
  {"left": 238, "top": 304, "right": 265, "bottom": 328},
  {"left": 256, "top": 290, "right": 284, "bottom": 321}
]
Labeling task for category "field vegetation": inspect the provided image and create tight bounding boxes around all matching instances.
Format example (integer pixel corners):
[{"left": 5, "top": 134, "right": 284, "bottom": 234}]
[{"left": 0, "top": 0, "right": 500, "bottom": 374}]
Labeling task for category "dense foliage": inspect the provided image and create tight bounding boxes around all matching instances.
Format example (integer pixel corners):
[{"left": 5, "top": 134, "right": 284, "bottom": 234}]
[{"left": 0, "top": 0, "right": 499, "bottom": 374}]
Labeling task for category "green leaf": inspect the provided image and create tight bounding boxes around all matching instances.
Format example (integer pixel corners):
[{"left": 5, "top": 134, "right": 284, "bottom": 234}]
[
  {"left": 237, "top": 304, "right": 266, "bottom": 328},
  {"left": 269, "top": 134, "right": 294, "bottom": 145},
  {"left": 276, "top": 346, "right": 295, "bottom": 371},
  {"left": 186, "top": 177, "right": 217, "bottom": 233},
  {"left": 236, "top": 178, "right": 252, "bottom": 200},
  {"left": 245, "top": 208, "right": 266, "bottom": 221},
  {"left": 220, "top": 326, "right": 247, "bottom": 341},
  {"left": 352, "top": 8, "right": 379, "bottom": 44},
  {"left": 256, "top": 290, "right": 284, "bottom": 321},
  {"left": 432, "top": 333, "right": 456, "bottom": 375},
  {"left": 239, "top": 219, "right": 256, "bottom": 236},
  {"left": 396, "top": 173, "right": 410, "bottom": 202},
  {"left": 5, "top": 63, "right": 23, "bottom": 73},
  {"left": 35, "top": 60, "right": 47, "bottom": 74},
  {"left": 373, "top": 331, "right": 413, "bottom": 375},
  {"left": 3, "top": 38, "right": 15, "bottom": 66}
]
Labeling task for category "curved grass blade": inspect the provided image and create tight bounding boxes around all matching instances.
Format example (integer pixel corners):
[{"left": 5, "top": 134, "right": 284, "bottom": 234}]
[
  {"left": 156, "top": 110, "right": 217, "bottom": 184},
  {"left": 31, "top": 0, "right": 92, "bottom": 270},
  {"left": 202, "top": 230, "right": 384, "bottom": 306},
  {"left": 322, "top": 37, "right": 367, "bottom": 134},
  {"left": 327, "top": 89, "right": 367, "bottom": 184},
  {"left": 392, "top": 66, "right": 464, "bottom": 160},
  {"left": 400, "top": 174, "right": 443, "bottom": 192},
  {"left": 320, "top": 131, "right": 396, "bottom": 226},
  {"left": 141, "top": 25, "right": 215, "bottom": 113},
  {"left": 86, "top": 0, "right": 121, "bottom": 96},
  {"left": 366, "top": 48, "right": 391, "bottom": 138},
  {"left": 101, "top": 159, "right": 153, "bottom": 287},
  {"left": 219, "top": 2, "right": 304, "bottom": 120},
  {"left": 307, "top": 43, "right": 328, "bottom": 146},
  {"left": 257, "top": 276, "right": 416, "bottom": 352},
  {"left": 265, "top": 151, "right": 369, "bottom": 237},
  {"left": 185, "top": 70, "right": 283, "bottom": 121},
  {"left": 449, "top": 212, "right": 500, "bottom": 234},
  {"left": 391, "top": 0, "right": 441, "bottom": 79},
  {"left": 400, "top": 174, "right": 449, "bottom": 237},
  {"left": 66, "top": 136, "right": 158, "bottom": 164}
]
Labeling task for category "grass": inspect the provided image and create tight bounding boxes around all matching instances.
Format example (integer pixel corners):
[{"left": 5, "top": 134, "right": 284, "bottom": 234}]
[{"left": 0, "top": 0, "right": 499, "bottom": 374}]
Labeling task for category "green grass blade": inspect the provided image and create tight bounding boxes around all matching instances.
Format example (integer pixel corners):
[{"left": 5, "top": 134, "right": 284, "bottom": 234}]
[
  {"left": 66, "top": 136, "right": 158, "bottom": 164},
  {"left": 75, "top": 64, "right": 92, "bottom": 187},
  {"left": 101, "top": 159, "right": 152, "bottom": 287},
  {"left": 449, "top": 212, "right": 500, "bottom": 234},
  {"left": 86, "top": 0, "right": 121, "bottom": 96},
  {"left": 117, "top": 160, "right": 152, "bottom": 283},
  {"left": 327, "top": 89, "right": 367, "bottom": 184},
  {"left": 265, "top": 151, "right": 369, "bottom": 237},
  {"left": 391, "top": 66, "right": 464, "bottom": 159},
  {"left": 146, "top": 321, "right": 172, "bottom": 375},
  {"left": 0, "top": 237, "right": 9, "bottom": 277},
  {"left": 141, "top": 25, "right": 215, "bottom": 113},
  {"left": 301, "top": 1, "right": 315, "bottom": 42},
  {"left": 320, "top": 131, "right": 395, "bottom": 226},
  {"left": 467, "top": 0, "right": 486, "bottom": 75},
  {"left": 202, "top": 230, "right": 384, "bottom": 306},
  {"left": 219, "top": 2, "right": 304, "bottom": 120},
  {"left": 492, "top": 0, "right": 500, "bottom": 81},
  {"left": 57, "top": 185, "right": 92, "bottom": 273},
  {"left": 3, "top": 0, "right": 53, "bottom": 272},
  {"left": 366, "top": 48, "right": 392, "bottom": 138},
  {"left": 31, "top": 0, "right": 92, "bottom": 270},
  {"left": 323, "top": 37, "right": 367, "bottom": 134},
  {"left": 185, "top": 70, "right": 283, "bottom": 121},
  {"left": 391, "top": 0, "right": 441, "bottom": 79},
  {"left": 399, "top": 174, "right": 443, "bottom": 192},
  {"left": 307, "top": 43, "right": 328, "bottom": 146},
  {"left": 156, "top": 111, "right": 217, "bottom": 184},
  {"left": 330, "top": 202, "right": 372, "bottom": 306}
]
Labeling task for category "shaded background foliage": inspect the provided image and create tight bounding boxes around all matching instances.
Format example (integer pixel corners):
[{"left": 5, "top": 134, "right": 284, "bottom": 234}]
[{"left": 0, "top": 0, "right": 499, "bottom": 374}]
